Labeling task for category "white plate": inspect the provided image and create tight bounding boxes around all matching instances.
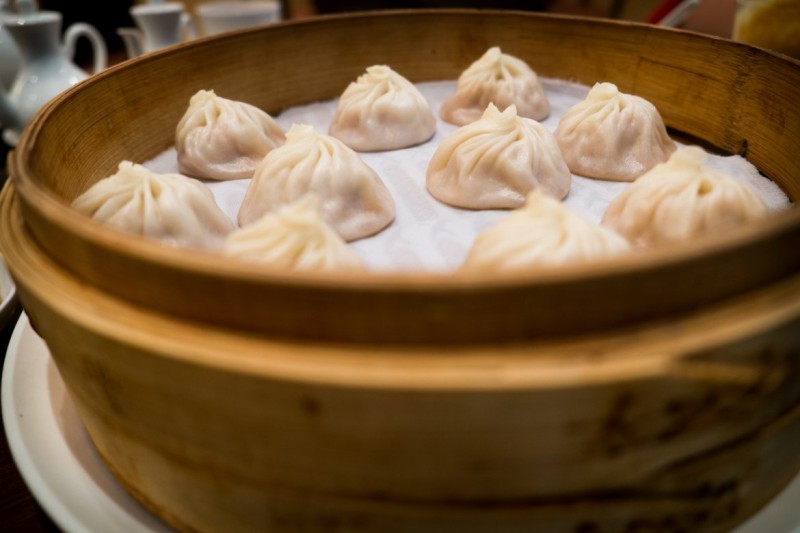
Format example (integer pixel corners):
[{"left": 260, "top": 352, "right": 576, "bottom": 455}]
[{"left": 2, "top": 312, "right": 800, "bottom": 533}]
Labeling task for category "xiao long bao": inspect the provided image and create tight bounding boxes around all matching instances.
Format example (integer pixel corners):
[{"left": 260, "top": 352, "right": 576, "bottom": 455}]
[
  {"left": 176, "top": 90, "right": 286, "bottom": 181},
  {"left": 440, "top": 46, "right": 551, "bottom": 126},
  {"left": 462, "top": 190, "right": 631, "bottom": 272},
  {"left": 71, "top": 161, "right": 235, "bottom": 250},
  {"left": 238, "top": 124, "right": 396, "bottom": 242},
  {"left": 602, "top": 146, "right": 768, "bottom": 247},
  {"left": 427, "top": 103, "right": 571, "bottom": 210},
  {"left": 555, "top": 82, "right": 676, "bottom": 182},
  {"left": 329, "top": 65, "right": 436, "bottom": 152},
  {"left": 224, "top": 195, "right": 364, "bottom": 271}
]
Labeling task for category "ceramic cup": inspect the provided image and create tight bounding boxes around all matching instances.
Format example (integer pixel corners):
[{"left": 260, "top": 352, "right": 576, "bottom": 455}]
[
  {"left": 130, "top": 2, "right": 189, "bottom": 52},
  {"left": 196, "top": 0, "right": 281, "bottom": 36}
]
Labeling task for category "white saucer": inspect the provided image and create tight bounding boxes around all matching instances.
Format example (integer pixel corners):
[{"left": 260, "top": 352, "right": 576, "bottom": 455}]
[{"left": 3, "top": 313, "right": 800, "bottom": 532}]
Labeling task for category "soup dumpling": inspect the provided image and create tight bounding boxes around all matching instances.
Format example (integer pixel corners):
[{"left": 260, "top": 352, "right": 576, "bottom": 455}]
[
  {"left": 427, "top": 103, "right": 570, "bottom": 210},
  {"left": 555, "top": 82, "right": 676, "bottom": 182},
  {"left": 462, "top": 190, "right": 630, "bottom": 271},
  {"left": 72, "top": 161, "right": 235, "bottom": 250},
  {"left": 329, "top": 65, "right": 436, "bottom": 152},
  {"left": 441, "top": 46, "right": 550, "bottom": 126},
  {"left": 238, "top": 124, "right": 395, "bottom": 241},
  {"left": 601, "top": 146, "right": 768, "bottom": 247},
  {"left": 176, "top": 90, "right": 285, "bottom": 181},
  {"left": 225, "top": 195, "right": 363, "bottom": 271}
]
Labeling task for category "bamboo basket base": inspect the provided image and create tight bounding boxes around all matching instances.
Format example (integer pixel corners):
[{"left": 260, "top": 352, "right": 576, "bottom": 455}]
[{"left": 90, "top": 402, "right": 800, "bottom": 533}]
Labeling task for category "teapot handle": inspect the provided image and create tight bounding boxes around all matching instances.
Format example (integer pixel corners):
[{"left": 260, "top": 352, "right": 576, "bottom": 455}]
[
  {"left": 182, "top": 13, "right": 197, "bottom": 41},
  {"left": 63, "top": 23, "right": 108, "bottom": 75}
]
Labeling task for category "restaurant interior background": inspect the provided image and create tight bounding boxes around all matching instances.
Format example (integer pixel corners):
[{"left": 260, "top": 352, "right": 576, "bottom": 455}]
[{"left": 37, "top": 0, "right": 738, "bottom": 70}]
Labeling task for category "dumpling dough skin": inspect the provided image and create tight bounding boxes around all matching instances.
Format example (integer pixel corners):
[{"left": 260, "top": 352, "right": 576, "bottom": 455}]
[
  {"left": 427, "top": 103, "right": 571, "bottom": 210},
  {"left": 329, "top": 65, "right": 436, "bottom": 152},
  {"left": 462, "top": 190, "right": 630, "bottom": 271},
  {"left": 238, "top": 124, "right": 395, "bottom": 242},
  {"left": 441, "top": 46, "right": 550, "bottom": 126},
  {"left": 176, "top": 90, "right": 286, "bottom": 181},
  {"left": 224, "top": 195, "right": 363, "bottom": 271},
  {"left": 72, "top": 161, "right": 235, "bottom": 249},
  {"left": 555, "top": 82, "right": 676, "bottom": 182},
  {"left": 601, "top": 146, "right": 768, "bottom": 247}
]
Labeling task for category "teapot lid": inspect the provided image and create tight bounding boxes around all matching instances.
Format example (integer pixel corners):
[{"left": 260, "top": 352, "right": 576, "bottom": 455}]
[
  {"left": 0, "top": 0, "right": 63, "bottom": 27},
  {"left": 0, "top": 0, "right": 59, "bottom": 25},
  {"left": 0, "top": 10, "right": 59, "bottom": 26},
  {"left": 17, "top": 0, "right": 35, "bottom": 14}
]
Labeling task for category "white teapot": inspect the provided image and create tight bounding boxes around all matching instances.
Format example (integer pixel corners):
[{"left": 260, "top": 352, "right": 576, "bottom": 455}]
[
  {"left": 0, "top": 6, "right": 107, "bottom": 146},
  {"left": 0, "top": 0, "right": 21, "bottom": 90}
]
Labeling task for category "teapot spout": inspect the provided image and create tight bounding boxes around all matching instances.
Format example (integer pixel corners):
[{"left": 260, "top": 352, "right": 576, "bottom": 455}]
[
  {"left": 0, "top": 86, "right": 23, "bottom": 132},
  {"left": 116, "top": 27, "right": 144, "bottom": 58}
]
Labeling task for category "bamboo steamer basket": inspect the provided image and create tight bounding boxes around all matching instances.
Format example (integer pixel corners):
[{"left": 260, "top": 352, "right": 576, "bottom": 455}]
[{"left": 1, "top": 9, "right": 800, "bottom": 532}]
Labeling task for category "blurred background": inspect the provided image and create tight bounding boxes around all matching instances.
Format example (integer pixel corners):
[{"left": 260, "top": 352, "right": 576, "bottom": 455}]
[{"left": 30, "top": 0, "right": 741, "bottom": 67}]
